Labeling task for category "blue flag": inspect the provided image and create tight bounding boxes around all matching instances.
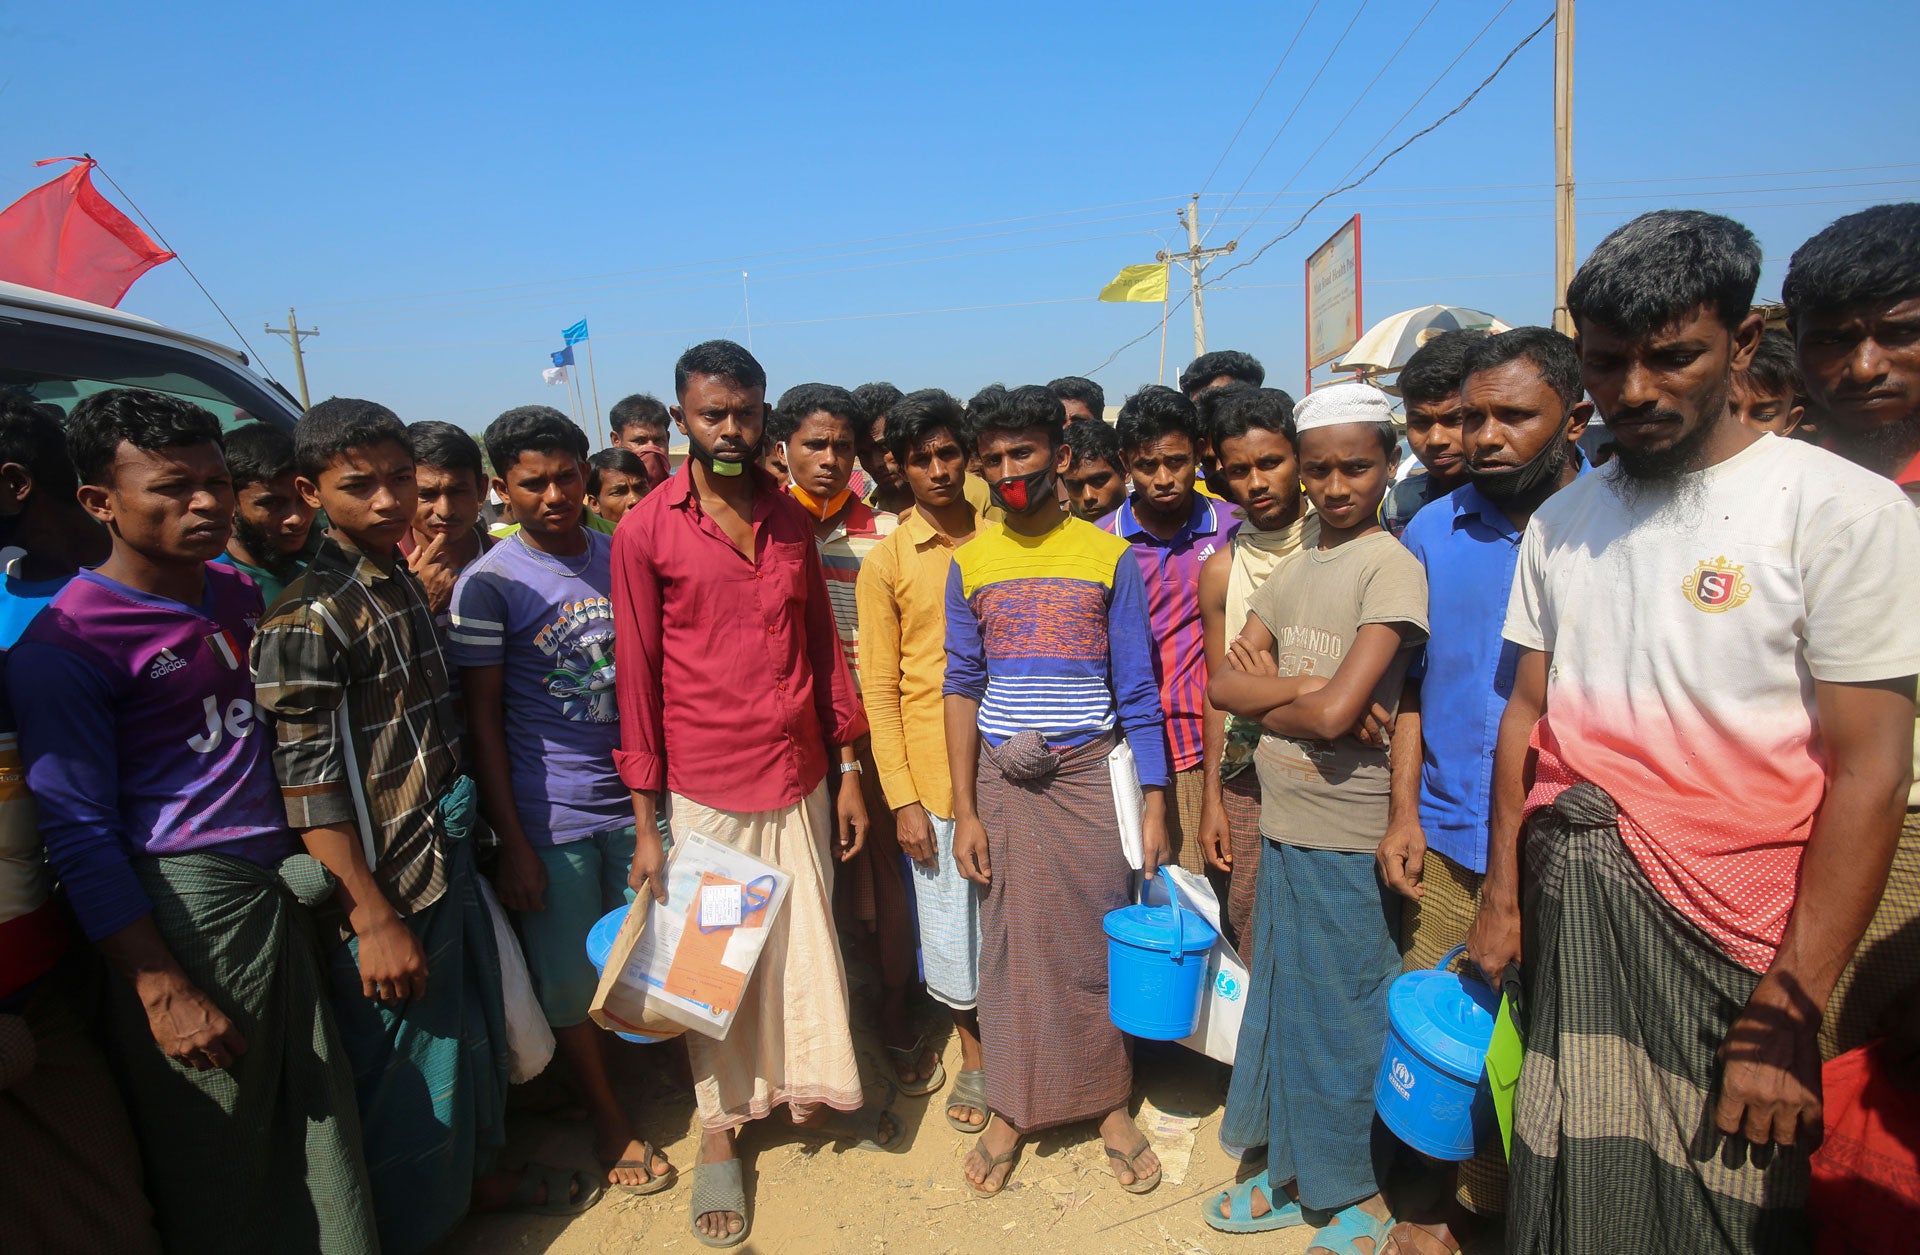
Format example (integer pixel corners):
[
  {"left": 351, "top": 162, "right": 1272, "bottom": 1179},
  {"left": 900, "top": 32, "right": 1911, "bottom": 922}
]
[
  {"left": 562, "top": 319, "right": 589, "bottom": 346},
  {"left": 551, "top": 346, "right": 574, "bottom": 367}
]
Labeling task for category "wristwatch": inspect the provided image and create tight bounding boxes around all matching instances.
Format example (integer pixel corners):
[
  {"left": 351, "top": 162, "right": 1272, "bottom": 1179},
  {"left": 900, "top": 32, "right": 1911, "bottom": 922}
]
[{"left": 838, "top": 761, "right": 863, "bottom": 775}]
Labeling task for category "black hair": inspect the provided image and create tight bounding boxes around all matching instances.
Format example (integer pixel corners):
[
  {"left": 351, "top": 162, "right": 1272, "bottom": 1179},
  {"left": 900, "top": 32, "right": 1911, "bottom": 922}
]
[
  {"left": 1460, "top": 325, "right": 1585, "bottom": 411},
  {"left": 1048, "top": 375, "right": 1106, "bottom": 417},
  {"left": 223, "top": 421, "right": 297, "bottom": 491},
  {"left": 966, "top": 383, "right": 1065, "bottom": 448},
  {"left": 673, "top": 339, "right": 767, "bottom": 400},
  {"left": 1783, "top": 203, "right": 1920, "bottom": 326},
  {"left": 295, "top": 397, "right": 409, "bottom": 482},
  {"left": 1115, "top": 385, "right": 1200, "bottom": 452},
  {"left": 1737, "top": 327, "right": 1802, "bottom": 400},
  {"left": 1178, "top": 349, "right": 1265, "bottom": 395},
  {"left": 1566, "top": 209, "right": 1761, "bottom": 336},
  {"left": 406, "top": 420, "right": 484, "bottom": 483},
  {"left": 68, "top": 388, "right": 224, "bottom": 487},
  {"left": 851, "top": 382, "right": 905, "bottom": 431},
  {"left": 1398, "top": 328, "right": 1489, "bottom": 409},
  {"left": 1063, "top": 414, "right": 1124, "bottom": 474},
  {"left": 587, "top": 446, "right": 645, "bottom": 498},
  {"left": 608, "top": 392, "right": 670, "bottom": 435},
  {"left": 0, "top": 390, "right": 79, "bottom": 498},
  {"left": 482, "top": 406, "right": 589, "bottom": 478},
  {"left": 769, "top": 383, "right": 861, "bottom": 447},
  {"left": 884, "top": 388, "right": 967, "bottom": 463},
  {"left": 1205, "top": 386, "right": 1298, "bottom": 455}
]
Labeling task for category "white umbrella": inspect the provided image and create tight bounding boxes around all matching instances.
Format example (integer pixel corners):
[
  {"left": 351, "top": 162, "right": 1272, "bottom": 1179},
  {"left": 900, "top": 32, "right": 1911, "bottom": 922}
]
[{"left": 1331, "top": 304, "right": 1511, "bottom": 378}]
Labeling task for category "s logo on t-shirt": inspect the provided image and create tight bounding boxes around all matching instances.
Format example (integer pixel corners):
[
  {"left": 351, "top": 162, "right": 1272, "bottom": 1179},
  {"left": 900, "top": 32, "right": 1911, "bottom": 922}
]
[{"left": 1682, "top": 556, "right": 1753, "bottom": 614}]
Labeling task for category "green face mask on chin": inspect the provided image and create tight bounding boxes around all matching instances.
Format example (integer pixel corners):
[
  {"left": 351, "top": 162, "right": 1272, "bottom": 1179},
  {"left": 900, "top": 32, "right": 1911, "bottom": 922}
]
[{"left": 709, "top": 458, "right": 745, "bottom": 477}]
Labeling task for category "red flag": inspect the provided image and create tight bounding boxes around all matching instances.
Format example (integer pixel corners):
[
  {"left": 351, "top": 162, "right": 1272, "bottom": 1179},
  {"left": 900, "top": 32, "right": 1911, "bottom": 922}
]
[{"left": 0, "top": 157, "right": 175, "bottom": 307}]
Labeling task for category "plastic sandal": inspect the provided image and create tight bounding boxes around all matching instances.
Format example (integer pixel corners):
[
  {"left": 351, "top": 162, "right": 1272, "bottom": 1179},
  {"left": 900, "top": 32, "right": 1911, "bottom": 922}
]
[
  {"left": 689, "top": 1158, "right": 751, "bottom": 1249},
  {"left": 1384, "top": 1221, "right": 1464, "bottom": 1254},
  {"left": 503, "top": 1162, "right": 603, "bottom": 1217},
  {"left": 1104, "top": 1138, "right": 1163, "bottom": 1194},
  {"left": 599, "top": 1141, "right": 677, "bottom": 1196},
  {"left": 808, "top": 1103, "right": 905, "bottom": 1153},
  {"left": 1202, "top": 1170, "right": 1306, "bottom": 1234},
  {"left": 964, "top": 1132, "right": 1020, "bottom": 1198},
  {"left": 1307, "top": 1203, "right": 1394, "bottom": 1255},
  {"left": 945, "top": 1067, "right": 989, "bottom": 1133},
  {"left": 884, "top": 1035, "right": 948, "bottom": 1098}
]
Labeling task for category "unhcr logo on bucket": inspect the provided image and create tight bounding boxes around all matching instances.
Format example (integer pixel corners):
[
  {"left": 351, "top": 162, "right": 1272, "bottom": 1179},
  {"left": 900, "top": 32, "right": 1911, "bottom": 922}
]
[
  {"left": 1214, "top": 971, "right": 1241, "bottom": 1002},
  {"left": 1389, "top": 1059, "right": 1416, "bottom": 1099}
]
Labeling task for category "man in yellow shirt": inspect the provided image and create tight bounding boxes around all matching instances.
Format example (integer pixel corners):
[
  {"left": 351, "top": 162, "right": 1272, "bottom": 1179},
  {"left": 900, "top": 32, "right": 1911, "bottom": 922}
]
[{"left": 854, "top": 388, "right": 987, "bottom": 1135}]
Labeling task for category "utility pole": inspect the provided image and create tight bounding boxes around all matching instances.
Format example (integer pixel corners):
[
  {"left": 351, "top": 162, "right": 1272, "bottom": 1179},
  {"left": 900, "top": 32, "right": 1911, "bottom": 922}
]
[
  {"left": 1158, "top": 194, "right": 1236, "bottom": 359},
  {"left": 1552, "top": 0, "right": 1576, "bottom": 334},
  {"left": 264, "top": 308, "right": 319, "bottom": 410}
]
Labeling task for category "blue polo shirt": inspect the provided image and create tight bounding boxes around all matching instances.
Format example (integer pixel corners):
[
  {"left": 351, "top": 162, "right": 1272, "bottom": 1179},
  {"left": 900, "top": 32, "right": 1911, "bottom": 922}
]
[{"left": 1400, "top": 462, "right": 1586, "bottom": 873}]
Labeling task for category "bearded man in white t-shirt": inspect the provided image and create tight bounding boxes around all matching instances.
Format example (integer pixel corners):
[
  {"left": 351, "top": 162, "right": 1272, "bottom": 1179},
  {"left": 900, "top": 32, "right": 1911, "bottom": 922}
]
[{"left": 1467, "top": 208, "right": 1920, "bottom": 1255}]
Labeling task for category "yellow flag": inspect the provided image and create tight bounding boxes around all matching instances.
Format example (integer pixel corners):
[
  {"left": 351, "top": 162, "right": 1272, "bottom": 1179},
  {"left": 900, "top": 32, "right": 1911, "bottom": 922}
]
[{"left": 1099, "top": 262, "right": 1169, "bottom": 303}]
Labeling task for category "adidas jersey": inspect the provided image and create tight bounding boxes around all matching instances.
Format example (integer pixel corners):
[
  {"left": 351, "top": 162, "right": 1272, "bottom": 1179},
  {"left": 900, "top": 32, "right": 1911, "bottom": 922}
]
[{"left": 7, "top": 565, "right": 297, "bottom": 940}]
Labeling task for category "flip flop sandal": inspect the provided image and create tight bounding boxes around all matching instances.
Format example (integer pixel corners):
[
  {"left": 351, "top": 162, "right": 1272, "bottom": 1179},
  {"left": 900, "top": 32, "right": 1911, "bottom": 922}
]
[
  {"left": 884, "top": 1035, "right": 948, "bottom": 1098},
  {"left": 1385, "top": 1222, "right": 1464, "bottom": 1254},
  {"left": 964, "top": 1132, "right": 1020, "bottom": 1198},
  {"left": 1307, "top": 1203, "right": 1394, "bottom": 1255},
  {"left": 599, "top": 1142, "right": 677, "bottom": 1196},
  {"left": 689, "top": 1158, "right": 751, "bottom": 1250},
  {"left": 503, "top": 1162, "right": 603, "bottom": 1217},
  {"left": 808, "top": 1103, "right": 905, "bottom": 1153},
  {"left": 1105, "top": 1139, "right": 1163, "bottom": 1195},
  {"left": 945, "top": 1067, "right": 989, "bottom": 1133},
  {"left": 1202, "top": 1170, "right": 1306, "bottom": 1234}
]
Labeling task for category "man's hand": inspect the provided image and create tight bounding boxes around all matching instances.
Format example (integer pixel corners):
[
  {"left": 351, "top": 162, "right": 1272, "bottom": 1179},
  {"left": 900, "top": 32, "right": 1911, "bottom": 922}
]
[
  {"left": 834, "top": 771, "right": 869, "bottom": 863},
  {"left": 1464, "top": 891, "right": 1521, "bottom": 987},
  {"left": 1354, "top": 699, "right": 1394, "bottom": 750},
  {"left": 1141, "top": 804, "right": 1171, "bottom": 878},
  {"left": 405, "top": 529, "right": 461, "bottom": 614},
  {"left": 352, "top": 911, "right": 429, "bottom": 1004},
  {"left": 137, "top": 970, "right": 248, "bottom": 1070},
  {"left": 627, "top": 826, "right": 669, "bottom": 904},
  {"left": 954, "top": 814, "right": 992, "bottom": 885},
  {"left": 1715, "top": 972, "right": 1826, "bottom": 1148},
  {"left": 1197, "top": 792, "right": 1232, "bottom": 873},
  {"left": 1227, "top": 639, "right": 1279, "bottom": 675},
  {"left": 896, "top": 804, "right": 936, "bottom": 865},
  {"left": 493, "top": 837, "right": 549, "bottom": 913},
  {"left": 1377, "top": 817, "right": 1427, "bottom": 900}
]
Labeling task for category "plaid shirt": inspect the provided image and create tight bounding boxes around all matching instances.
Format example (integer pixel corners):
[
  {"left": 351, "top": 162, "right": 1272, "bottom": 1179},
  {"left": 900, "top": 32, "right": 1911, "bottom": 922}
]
[{"left": 252, "top": 535, "right": 462, "bottom": 917}]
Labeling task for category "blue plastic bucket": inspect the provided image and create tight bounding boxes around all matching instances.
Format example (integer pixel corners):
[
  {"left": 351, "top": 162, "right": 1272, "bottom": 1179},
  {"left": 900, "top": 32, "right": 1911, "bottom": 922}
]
[
  {"left": 586, "top": 905, "right": 663, "bottom": 1045},
  {"left": 1103, "top": 875, "right": 1219, "bottom": 1040},
  {"left": 1375, "top": 944, "right": 1500, "bottom": 1161}
]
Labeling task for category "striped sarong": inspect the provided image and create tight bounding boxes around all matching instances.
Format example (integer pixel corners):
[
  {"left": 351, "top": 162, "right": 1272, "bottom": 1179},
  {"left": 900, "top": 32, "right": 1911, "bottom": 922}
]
[
  {"left": 1220, "top": 838, "right": 1401, "bottom": 1211},
  {"left": 109, "top": 850, "right": 376, "bottom": 1254},
  {"left": 1220, "top": 770, "right": 1262, "bottom": 963},
  {"left": 1821, "top": 809, "right": 1920, "bottom": 1060},
  {"left": 328, "top": 828, "right": 509, "bottom": 1255},
  {"left": 976, "top": 729, "right": 1133, "bottom": 1132},
  {"left": 1397, "top": 849, "right": 1507, "bottom": 1216},
  {"left": 1509, "top": 783, "right": 1810, "bottom": 1254}
]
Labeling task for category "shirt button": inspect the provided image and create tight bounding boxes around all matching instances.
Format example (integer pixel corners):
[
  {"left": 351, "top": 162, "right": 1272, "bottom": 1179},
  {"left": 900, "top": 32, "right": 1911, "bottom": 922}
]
[
  {"left": 777, "top": 680, "right": 787, "bottom": 692},
  {"left": 766, "top": 624, "right": 777, "bottom": 634}
]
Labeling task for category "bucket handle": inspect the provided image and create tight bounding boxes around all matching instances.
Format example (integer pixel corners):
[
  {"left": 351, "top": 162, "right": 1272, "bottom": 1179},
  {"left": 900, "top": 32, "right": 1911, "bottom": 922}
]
[
  {"left": 1141, "top": 870, "right": 1188, "bottom": 958},
  {"left": 1436, "top": 943, "right": 1491, "bottom": 986}
]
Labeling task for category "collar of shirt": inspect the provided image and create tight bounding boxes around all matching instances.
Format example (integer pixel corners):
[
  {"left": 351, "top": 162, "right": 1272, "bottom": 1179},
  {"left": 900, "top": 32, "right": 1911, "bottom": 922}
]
[
  {"left": 1896, "top": 445, "right": 1920, "bottom": 488},
  {"left": 809, "top": 493, "right": 887, "bottom": 544},
  {"left": 897, "top": 504, "right": 962, "bottom": 551},
  {"left": 311, "top": 533, "right": 403, "bottom": 587},
  {"left": 1447, "top": 448, "right": 1593, "bottom": 538},
  {"left": 1110, "top": 492, "right": 1218, "bottom": 545}
]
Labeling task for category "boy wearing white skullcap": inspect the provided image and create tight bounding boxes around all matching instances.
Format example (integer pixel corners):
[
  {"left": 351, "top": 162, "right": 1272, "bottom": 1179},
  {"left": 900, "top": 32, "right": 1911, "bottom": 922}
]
[{"left": 1200, "top": 380, "right": 1429, "bottom": 1245}]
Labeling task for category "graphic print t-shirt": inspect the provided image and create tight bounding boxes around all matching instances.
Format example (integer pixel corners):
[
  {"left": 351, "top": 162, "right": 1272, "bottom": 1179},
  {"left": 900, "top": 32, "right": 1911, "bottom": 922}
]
[
  {"left": 446, "top": 530, "right": 627, "bottom": 844},
  {"left": 1247, "top": 530, "right": 1429, "bottom": 852}
]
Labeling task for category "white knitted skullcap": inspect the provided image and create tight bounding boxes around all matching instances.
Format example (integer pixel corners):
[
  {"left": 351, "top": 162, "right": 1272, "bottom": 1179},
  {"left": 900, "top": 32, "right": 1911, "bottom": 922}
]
[{"left": 1293, "top": 381, "right": 1395, "bottom": 433}]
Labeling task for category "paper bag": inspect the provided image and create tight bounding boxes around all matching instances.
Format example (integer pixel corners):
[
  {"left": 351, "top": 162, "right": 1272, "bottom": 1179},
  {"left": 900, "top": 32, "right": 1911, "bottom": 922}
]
[{"left": 587, "top": 888, "right": 688, "bottom": 1041}]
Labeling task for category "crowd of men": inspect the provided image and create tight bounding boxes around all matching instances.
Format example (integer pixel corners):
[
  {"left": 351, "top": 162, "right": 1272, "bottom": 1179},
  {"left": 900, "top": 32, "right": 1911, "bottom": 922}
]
[{"left": 1, "top": 201, "right": 1917, "bottom": 1255}]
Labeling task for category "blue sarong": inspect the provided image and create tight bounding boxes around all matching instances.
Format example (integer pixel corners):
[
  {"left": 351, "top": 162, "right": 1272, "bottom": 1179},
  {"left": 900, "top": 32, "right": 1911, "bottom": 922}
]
[
  {"left": 327, "top": 780, "right": 509, "bottom": 1255},
  {"left": 1220, "top": 840, "right": 1402, "bottom": 1212}
]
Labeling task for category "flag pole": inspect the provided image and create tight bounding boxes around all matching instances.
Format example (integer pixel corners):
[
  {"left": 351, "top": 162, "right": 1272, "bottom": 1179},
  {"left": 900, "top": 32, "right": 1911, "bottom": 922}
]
[
  {"left": 584, "top": 339, "right": 604, "bottom": 447},
  {"left": 569, "top": 366, "right": 587, "bottom": 431},
  {"left": 1157, "top": 291, "right": 1169, "bottom": 387}
]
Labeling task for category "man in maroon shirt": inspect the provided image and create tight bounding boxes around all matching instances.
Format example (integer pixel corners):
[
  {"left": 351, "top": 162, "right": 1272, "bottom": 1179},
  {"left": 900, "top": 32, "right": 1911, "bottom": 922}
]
[{"left": 611, "top": 340, "right": 891, "bottom": 1249}]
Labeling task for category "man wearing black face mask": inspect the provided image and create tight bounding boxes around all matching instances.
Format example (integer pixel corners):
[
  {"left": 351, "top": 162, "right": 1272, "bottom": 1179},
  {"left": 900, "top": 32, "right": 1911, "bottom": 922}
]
[{"left": 1377, "top": 327, "right": 1588, "bottom": 1254}]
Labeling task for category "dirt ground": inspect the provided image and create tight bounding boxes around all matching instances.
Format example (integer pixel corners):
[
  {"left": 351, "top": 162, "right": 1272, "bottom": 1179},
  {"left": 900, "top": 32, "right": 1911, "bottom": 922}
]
[{"left": 444, "top": 978, "right": 1321, "bottom": 1255}]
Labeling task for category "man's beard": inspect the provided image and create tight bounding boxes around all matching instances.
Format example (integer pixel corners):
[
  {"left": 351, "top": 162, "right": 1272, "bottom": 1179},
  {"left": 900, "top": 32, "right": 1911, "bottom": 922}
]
[
  {"left": 1825, "top": 409, "right": 1920, "bottom": 478},
  {"left": 232, "top": 515, "right": 304, "bottom": 579}
]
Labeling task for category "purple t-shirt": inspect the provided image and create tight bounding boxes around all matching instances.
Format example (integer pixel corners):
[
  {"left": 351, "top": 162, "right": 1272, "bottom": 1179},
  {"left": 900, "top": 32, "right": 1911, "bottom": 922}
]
[
  {"left": 8, "top": 565, "right": 297, "bottom": 940},
  {"left": 445, "top": 530, "right": 627, "bottom": 844}
]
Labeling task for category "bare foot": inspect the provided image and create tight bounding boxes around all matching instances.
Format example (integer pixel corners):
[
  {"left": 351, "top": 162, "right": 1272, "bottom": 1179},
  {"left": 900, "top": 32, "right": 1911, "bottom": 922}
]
[
  {"left": 791, "top": 1103, "right": 903, "bottom": 1148},
  {"left": 963, "top": 1118, "right": 1020, "bottom": 1195},
  {"left": 1384, "top": 1220, "right": 1464, "bottom": 1254},
  {"left": 694, "top": 1128, "right": 743, "bottom": 1243},
  {"left": 1098, "top": 1108, "right": 1160, "bottom": 1188},
  {"left": 471, "top": 1165, "right": 581, "bottom": 1212}
]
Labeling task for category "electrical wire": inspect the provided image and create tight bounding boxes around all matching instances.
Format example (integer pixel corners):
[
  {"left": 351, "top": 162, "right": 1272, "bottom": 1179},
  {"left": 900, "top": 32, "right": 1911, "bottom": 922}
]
[{"left": 1195, "top": 0, "right": 1324, "bottom": 211}]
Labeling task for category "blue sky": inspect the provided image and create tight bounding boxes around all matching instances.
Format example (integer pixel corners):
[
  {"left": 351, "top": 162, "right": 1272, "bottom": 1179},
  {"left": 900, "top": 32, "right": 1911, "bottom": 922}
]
[{"left": 7, "top": 0, "right": 1916, "bottom": 437}]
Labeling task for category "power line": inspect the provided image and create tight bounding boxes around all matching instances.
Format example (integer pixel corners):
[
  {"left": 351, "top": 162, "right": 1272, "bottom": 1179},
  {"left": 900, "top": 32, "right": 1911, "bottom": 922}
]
[{"left": 1195, "top": 0, "right": 1325, "bottom": 206}]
